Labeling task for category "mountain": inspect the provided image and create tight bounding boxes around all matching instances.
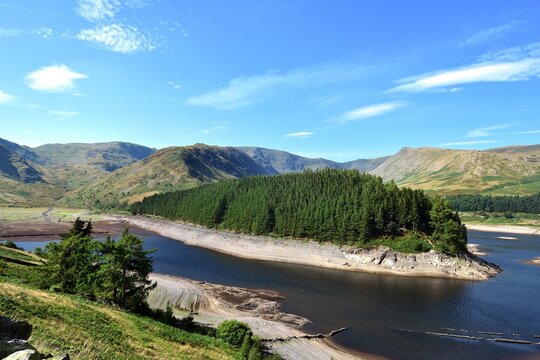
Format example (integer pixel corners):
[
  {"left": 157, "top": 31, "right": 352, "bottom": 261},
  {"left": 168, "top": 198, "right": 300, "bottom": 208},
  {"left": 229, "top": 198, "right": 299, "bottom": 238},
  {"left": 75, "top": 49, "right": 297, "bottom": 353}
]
[
  {"left": 237, "top": 147, "right": 387, "bottom": 173},
  {"left": 0, "top": 145, "right": 43, "bottom": 183},
  {"left": 32, "top": 141, "right": 155, "bottom": 172},
  {"left": 0, "top": 138, "right": 40, "bottom": 163},
  {"left": 62, "top": 144, "right": 271, "bottom": 208},
  {"left": 371, "top": 146, "right": 540, "bottom": 194}
]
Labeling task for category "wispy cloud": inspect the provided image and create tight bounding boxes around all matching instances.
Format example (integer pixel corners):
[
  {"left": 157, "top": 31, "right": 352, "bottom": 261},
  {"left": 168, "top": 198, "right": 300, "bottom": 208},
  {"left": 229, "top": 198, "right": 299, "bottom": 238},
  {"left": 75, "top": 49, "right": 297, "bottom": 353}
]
[
  {"left": 186, "top": 64, "right": 365, "bottom": 110},
  {"left": 0, "top": 90, "right": 16, "bottom": 103},
  {"left": 284, "top": 131, "right": 314, "bottom": 139},
  {"left": 0, "top": 27, "right": 23, "bottom": 37},
  {"left": 77, "top": 24, "right": 156, "bottom": 53},
  {"left": 168, "top": 81, "right": 182, "bottom": 89},
  {"left": 479, "top": 42, "right": 540, "bottom": 63},
  {"left": 466, "top": 124, "right": 509, "bottom": 138},
  {"left": 333, "top": 102, "right": 405, "bottom": 124},
  {"left": 459, "top": 20, "right": 523, "bottom": 48},
  {"left": 514, "top": 129, "right": 540, "bottom": 135},
  {"left": 202, "top": 121, "right": 228, "bottom": 134},
  {"left": 389, "top": 58, "right": 540, "bottom": 93},
  {"left": 75, "top": 0, "right": 147, "bottom": 21},
  {"left": 49, "top": 110, "right": 80, "bottom": 117},
  {"left": 440, "top": 140, "right": 497, "bottom": 146},
  {"left": 26, "top": 65, "right": 88, "bottom": 92}
]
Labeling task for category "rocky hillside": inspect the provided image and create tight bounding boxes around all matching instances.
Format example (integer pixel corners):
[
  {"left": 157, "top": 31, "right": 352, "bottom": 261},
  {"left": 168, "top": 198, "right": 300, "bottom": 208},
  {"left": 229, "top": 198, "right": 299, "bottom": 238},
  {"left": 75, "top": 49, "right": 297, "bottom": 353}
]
[
  {"left": 237, "top": 146, "right": 387, "bottom": 173},
  {"left": 371, "top": 146, "right": 540, "bottom": 194},
  {"left": 62, "top": 144, "right": 271, "bottom": 208}
]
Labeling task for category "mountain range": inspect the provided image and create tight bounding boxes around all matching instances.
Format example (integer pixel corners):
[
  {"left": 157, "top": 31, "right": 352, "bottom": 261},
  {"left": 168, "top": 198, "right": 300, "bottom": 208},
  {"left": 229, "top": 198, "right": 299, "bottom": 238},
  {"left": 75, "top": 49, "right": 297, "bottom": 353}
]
[{"left": 0, "top": 137, "right": 538, "bottom": 207}]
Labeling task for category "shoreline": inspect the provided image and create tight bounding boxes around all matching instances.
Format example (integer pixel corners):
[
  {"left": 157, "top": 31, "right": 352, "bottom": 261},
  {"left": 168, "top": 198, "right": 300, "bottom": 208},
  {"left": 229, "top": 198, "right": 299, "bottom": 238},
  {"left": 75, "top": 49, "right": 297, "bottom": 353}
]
[
  {"left": 149, "top": 273, "right": 379, "bottom": 360},
  {"left": 465, "top": 223, "right": 540, "bottom": 235},
  {"left": 112, "top": 215, "right": 500, "bottom": 281}
]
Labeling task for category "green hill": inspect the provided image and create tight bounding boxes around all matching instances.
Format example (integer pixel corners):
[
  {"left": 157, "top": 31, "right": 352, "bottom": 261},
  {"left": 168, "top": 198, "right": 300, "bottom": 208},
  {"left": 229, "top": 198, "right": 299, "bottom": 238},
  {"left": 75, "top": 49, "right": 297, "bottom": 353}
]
[
  {"left": 62, "top": 144, "right": 272, "bottom": 209},
  {"left": 0, "top": 245, "right": 252, "bottom": 360},
  {"left": 371, "top": 145, "right": 540, "bottom": 195}
]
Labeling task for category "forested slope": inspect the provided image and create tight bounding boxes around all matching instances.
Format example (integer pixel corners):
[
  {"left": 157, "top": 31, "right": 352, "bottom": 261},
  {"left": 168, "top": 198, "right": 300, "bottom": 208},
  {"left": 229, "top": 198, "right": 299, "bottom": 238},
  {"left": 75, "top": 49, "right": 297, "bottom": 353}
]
[{"left": 132, "top": 169, "right": 468, "bottom": 254}]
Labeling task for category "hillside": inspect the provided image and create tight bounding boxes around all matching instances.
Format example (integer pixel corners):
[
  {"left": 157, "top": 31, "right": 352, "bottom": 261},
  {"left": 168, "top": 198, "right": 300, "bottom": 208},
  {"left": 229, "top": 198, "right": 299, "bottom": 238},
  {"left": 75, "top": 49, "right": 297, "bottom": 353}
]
[
  {"left": 132, "top": 169, "right": 469, "bottom": 254},
  {"left": 0, "top": 245, "right": 248, "bottom": 360},
  {"left": 371, "top": 146, "right": 540, "bottom": 195},
  {"left": 32, "top": 141, "right": 155, "bottom": 172},
  {"left": 63, "top": 144, "right": 271, "bottom": 209},
  {"left": 238, "top": 146, "right": 387, "bottom": 173}
]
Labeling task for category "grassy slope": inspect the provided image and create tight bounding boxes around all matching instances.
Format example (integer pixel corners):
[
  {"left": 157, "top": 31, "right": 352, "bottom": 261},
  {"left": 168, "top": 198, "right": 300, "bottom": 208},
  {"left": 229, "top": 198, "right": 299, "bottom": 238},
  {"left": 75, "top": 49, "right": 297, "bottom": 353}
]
[
  {"left": 0, "top": 246, "right": 239, "bottom": 360},
  {"left": 371, "top": 146, "right": 540, "bottom": 195},
  {"left": 459, "top": 212, "right": 540, "bottom": 228},
  {"left": 62, "top": 144, "right": 270, "bottom": 208}
]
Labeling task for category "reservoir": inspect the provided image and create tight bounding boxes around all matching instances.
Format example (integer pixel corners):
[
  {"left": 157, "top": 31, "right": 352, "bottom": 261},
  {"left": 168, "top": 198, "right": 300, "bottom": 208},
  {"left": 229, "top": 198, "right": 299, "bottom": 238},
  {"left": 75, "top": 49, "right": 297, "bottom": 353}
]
[{"left": 15, "top": 229, "right": 540, "bottom": 360}]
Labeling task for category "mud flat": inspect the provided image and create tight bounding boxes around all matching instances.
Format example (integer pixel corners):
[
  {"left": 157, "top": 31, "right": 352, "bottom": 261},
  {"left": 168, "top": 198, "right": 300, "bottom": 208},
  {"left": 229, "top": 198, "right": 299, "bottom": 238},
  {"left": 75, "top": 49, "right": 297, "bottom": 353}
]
[
  {"left": 148, "top": 273, "right": 377, "bottom": 360},
  {"left": 113, "top": 215, "right": 500, "bottom": 280}
]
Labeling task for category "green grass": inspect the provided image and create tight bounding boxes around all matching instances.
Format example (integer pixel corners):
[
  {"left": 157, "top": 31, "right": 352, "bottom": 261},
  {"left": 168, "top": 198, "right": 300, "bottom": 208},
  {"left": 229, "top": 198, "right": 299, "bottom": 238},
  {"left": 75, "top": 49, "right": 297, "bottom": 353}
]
[
  {"left": 0, "top": 247, "right": 243, "bottom": 360},
  {"left": 351, "top": 235, "right": 434, "bottom": 254},
  {"left": 460, "top": 212, "right": 540, "bottom": 228}
]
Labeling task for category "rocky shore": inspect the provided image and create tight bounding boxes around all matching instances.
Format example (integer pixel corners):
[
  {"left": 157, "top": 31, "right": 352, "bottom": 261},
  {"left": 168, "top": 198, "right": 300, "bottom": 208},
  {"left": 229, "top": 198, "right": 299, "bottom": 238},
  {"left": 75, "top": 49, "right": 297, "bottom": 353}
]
[
  {"left": 113, "top": 215, "right": 501, "bottom": 280},
  {"left": 148, "top": 274, "right": 373, "bottom": 360}
]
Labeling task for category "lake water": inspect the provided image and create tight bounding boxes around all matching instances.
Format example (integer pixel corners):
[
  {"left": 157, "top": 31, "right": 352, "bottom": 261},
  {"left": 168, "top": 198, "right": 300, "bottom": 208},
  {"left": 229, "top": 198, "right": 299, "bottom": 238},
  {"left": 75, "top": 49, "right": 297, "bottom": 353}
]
[{"left": 14, "top": 230, "right": 540, "bottom": 360}]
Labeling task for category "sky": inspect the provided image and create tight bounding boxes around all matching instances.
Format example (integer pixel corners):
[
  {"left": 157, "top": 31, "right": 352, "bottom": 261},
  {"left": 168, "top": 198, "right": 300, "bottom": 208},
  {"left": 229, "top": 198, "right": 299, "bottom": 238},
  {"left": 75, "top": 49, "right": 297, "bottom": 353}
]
[{"left": 0, "top": 0, "right": 539, "bottom": 161}]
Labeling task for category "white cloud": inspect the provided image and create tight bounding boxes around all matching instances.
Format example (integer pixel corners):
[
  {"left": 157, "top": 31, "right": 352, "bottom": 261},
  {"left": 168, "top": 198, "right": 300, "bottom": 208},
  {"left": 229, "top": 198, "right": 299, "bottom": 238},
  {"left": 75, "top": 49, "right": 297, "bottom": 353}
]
[
  {"left": 479, "top": 42, "right": 540, "bottom": 63},
  {"left": 466, "top": 124, "right": 509, "bottom": 138},
  {"left": 26, "top": 65, "right": 87, "bottom": 92},
  {"left": 33, "top": 26, "right": 53, "bottom": 39},
  {"left": 186, "top": 64, "right": 365, "bottom": 110},
  {"left": 440, "top": 140, "right": 497, "bottom": 146},
  {"left": 334, "top": 102, "right": 405, "bottom": 124},
  {"left": 459, "top": 20, "right": 523, "bottom": 48},
  {"left": 49, "top": 110, "right": 80, "bottom": 117},
  {"left": 202, "top": 121, "right": 228, "bottom": 134},
  {"left": 284, "top": 131, "right": 314, "bottom": 138},
  {"left": 76, "top": 0, "right": 121, "bottom": 21},
  {"left": 168, "top": 81, "right": 182, "bottom": 89},
  {"left": 389, "top": 59, "right": 540, "bottom": 93},
  {"left": 0, "top": 90, "right": 16, "bottom": 103},
  {"left": 77, "top": 24, "right": 156, "bottom": 53},
  {"left": 76, "top": 0, "right": 148, "bottom": 21}
]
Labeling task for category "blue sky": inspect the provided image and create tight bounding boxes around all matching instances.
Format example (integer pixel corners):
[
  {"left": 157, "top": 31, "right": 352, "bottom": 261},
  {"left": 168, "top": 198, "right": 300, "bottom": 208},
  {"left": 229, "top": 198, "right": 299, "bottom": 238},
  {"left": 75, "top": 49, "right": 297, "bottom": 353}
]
[{"left": 0, "top": 0, "right": 539, "bottom": 161}]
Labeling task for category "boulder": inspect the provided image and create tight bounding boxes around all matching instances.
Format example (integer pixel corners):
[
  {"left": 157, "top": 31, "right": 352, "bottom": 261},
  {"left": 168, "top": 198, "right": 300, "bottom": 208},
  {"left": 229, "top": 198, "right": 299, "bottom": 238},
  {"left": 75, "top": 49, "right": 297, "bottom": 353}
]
[
  {"left": 2, "top": 349, "right": 41, "bottom": 360},
  {"left": 0, "top": 340, "right": 36, "bottom": 359},
  {"left": 0, "top": 317, "right": 32, "bottom": 340},
  {"left": 45, "top": 355, "right": 70, "bottom": 360}
]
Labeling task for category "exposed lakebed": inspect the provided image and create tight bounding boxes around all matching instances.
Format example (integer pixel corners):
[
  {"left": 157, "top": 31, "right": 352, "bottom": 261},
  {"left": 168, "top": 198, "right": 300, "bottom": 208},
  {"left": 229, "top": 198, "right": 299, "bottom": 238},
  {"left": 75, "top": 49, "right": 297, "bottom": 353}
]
[{"left": 14, "top": 229, "right": 540, "bottom": 360}]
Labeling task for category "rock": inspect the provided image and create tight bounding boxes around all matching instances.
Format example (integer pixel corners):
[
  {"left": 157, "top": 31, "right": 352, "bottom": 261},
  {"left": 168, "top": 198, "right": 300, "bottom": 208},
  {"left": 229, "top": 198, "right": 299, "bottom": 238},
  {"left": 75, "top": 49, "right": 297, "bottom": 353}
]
[
  {"left": 0, "top": 317, "right": 32, "bottom": 340},
  {"left": 2, "top": 349, "right": 41, "bottom": 360},
  {"left": 0, "top": 340, "right": 36, "bottom": 359}
]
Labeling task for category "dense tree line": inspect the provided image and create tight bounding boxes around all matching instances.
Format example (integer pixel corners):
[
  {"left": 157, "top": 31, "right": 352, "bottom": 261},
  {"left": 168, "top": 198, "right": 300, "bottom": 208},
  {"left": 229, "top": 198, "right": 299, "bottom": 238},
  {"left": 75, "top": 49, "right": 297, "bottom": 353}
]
[
  {"left": 132, "top": 169, "right": 467, "bottom": 254},
  {"left": 447, "top": 193, "right": 540, "bottom": 214}
]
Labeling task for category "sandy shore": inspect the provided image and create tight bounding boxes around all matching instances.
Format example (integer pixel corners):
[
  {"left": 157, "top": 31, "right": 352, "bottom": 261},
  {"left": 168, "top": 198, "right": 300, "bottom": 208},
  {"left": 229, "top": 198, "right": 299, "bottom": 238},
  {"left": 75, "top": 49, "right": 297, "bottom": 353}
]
[
  {"left": 113, "top": 215, "right": 500, "bottom": 280},
  {"left": 148, "top": 273, "right": 378, "bottom": 360},
  {"left": 465, "top": 223, "right": 540, "bottom": 235}
]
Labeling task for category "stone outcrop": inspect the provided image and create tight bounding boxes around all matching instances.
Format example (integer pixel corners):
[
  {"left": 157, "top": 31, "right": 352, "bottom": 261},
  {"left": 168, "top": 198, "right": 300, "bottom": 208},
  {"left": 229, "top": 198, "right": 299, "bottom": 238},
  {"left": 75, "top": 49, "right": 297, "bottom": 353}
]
[
  {"left": 0, "top": 316, "right": 69, "bottom": 360},
  {"left": 344, "top": 247, "right": 501, "bottom": 280}
]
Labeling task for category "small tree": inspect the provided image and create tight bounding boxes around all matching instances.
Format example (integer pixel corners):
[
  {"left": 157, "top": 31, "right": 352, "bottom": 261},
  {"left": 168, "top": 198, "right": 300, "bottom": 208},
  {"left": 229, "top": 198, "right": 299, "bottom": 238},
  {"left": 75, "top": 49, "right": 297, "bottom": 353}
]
[
  {"left": 429, "top": 197, "right": 467, "bottom": 254},
  {"left": 98, "top": 229, "right": 156, "bottom": 310}
]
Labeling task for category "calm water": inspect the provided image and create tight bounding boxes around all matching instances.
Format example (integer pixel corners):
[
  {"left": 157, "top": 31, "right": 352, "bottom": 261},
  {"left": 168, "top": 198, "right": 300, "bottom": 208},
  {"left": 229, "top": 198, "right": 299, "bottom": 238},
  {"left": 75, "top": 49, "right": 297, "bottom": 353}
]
[{"left": 14, "top": 230, "right": 540, "bottom": 360}]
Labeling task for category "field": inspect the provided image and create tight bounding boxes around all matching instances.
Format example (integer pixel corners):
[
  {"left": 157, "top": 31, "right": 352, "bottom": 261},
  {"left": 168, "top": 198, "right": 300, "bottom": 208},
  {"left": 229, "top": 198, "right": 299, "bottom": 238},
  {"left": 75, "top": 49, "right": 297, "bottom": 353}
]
[
  {"left": 0, "top": 207, "right": 108, "bottom": 222},
  {"left": 460, "top": 212, "right": 540, "bottom": 228}
]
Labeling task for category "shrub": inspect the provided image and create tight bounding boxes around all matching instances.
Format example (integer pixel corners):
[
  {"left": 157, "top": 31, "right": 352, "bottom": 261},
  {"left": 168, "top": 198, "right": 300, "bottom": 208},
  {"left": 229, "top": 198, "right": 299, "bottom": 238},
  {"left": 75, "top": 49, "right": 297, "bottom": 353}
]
[{"left": 216, "top": 320, "right": 252, "bottom": 348}]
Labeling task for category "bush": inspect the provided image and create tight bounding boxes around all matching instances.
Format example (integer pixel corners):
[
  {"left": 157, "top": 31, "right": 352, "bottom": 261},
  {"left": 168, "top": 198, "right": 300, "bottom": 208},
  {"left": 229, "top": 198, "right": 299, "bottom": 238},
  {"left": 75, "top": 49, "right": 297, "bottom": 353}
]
[{"left": 216, "top": 320, "right": 252, "bottom": 348}]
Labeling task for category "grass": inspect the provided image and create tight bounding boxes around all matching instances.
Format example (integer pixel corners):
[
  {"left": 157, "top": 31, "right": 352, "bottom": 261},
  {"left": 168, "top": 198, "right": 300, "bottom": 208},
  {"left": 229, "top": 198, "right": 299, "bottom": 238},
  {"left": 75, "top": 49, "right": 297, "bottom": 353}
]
[
  {"left": 0, "top": 207, "right": 107, "bottom": 222},
  {"left": 0, "top": 246, "right": 241, "bottom": 360},
  {"left": 460, "top": 212, "right": 540, "bottom": 228}
]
